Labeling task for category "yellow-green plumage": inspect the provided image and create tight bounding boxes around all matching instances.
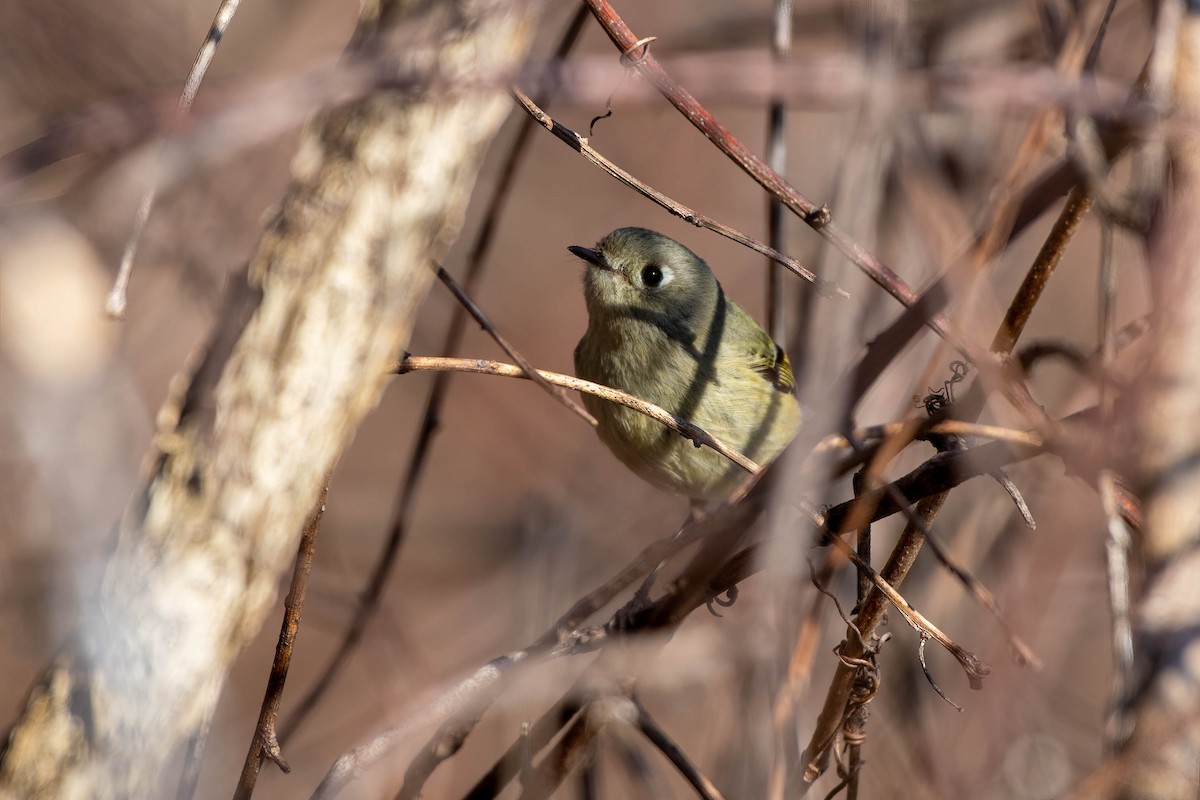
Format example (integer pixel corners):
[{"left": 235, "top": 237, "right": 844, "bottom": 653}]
[{"left": 569, "top": 227, "right": 802, "bottom": 501}]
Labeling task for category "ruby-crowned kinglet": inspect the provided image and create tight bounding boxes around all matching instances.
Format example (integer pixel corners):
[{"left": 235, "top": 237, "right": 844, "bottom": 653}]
[{"left": 568, "top": 227, "right": 801, "bottom": 501}]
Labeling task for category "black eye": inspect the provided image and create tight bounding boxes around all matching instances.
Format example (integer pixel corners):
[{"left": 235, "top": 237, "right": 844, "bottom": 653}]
[{"left": 641, "top": 264, "right": 664, "bottom": 287}]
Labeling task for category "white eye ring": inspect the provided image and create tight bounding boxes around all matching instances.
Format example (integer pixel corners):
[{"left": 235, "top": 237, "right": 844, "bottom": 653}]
[{"left": 641, "top": 264, "right": 672, "bottom": 289}]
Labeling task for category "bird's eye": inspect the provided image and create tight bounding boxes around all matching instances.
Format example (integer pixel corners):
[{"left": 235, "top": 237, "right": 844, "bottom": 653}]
[{"left": 641, "top": 264, "right": 664, "bottom": 287}]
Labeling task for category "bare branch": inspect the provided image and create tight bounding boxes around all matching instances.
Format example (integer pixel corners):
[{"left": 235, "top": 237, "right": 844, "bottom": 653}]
[
  {"left": 634, "top": 699, "right": 727, "bottom": 800},
  {"left": 233, "top": 483, "right": 327, "bottom": 799},
  {"left": 435, "top": 266, "right": 596, "bottom": 425},
  {"left": 105, "top": 0, "right": 246, "bottom": 318},
  {"left": 395, "top": 355, "right": 760, "bottom": 474},
  {"left": 511, "top": 85, "right": 843, "bottom": 296}
]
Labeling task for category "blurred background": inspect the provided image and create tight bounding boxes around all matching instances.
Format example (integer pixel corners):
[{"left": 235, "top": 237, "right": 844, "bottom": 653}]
[{"left": 0, "top": 0, "right": 1155, "bottom": 797}]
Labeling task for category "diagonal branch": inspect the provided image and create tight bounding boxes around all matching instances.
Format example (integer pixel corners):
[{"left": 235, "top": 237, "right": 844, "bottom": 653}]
[
  {"left": 274, "top": 6, "right": 592, "bottom": 747},
  {"left": 0, "top": 2, "right": 539, "bottom": 796},
  {"left": 511, "top": 85, "right": 842, "bottom": 296},
  {"left": 435, "top": 265, "right": 596, "bottom": 425},
  {"left": 581, "top": 0, "right": 956, "bottom": 342},
  {"left": 233, "top": 483, "right": 328, "bottom": 799}
]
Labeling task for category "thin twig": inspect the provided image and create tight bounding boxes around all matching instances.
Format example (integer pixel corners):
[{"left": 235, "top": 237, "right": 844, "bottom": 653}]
[
  {"left": 106, "top": 0, "right": 245, "bottom": 317},
  {"left": 394, "top": 356, "right": 760, "bottom": 474},
  {"left": 233, "top": 482, "right": 328, "bottom": 799},
  {"left": 435, "top": 266, "right": 595, "bottom": 425},
  {"left": 460, "top": 682, "right": 586, "bottom": 799},
  {"left": 515, "top": 705, "right": 602, "bottom": 800},
  {"left": 815, "top": 420, "right": 1045, "bottom": 455},
  {"left": 634, "top": 700, "right": 727, "bottom": 800},
  {"left": 510, "top": 85, "right": 843, "bottom": 296},
  {"left": 916, "top": 634, "right": 962, "bottom": 711},
  {"left": 991, "top": 185, "right": 1095, "bottom": 354}
]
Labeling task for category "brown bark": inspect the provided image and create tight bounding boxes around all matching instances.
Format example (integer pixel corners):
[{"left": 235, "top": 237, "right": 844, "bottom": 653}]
[{"left": 0, "top": 1, "right": 535, "bottom": 797}]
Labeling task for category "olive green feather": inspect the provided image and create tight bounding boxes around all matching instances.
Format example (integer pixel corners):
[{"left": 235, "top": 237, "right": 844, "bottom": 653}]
[{"left": 569, "top": 227, "right": 802, "bottom": 501}]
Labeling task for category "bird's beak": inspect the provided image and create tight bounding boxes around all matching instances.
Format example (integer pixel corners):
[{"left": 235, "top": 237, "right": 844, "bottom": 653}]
[{"left": 567, "top": 245, "right": 616, "bottom": 272}]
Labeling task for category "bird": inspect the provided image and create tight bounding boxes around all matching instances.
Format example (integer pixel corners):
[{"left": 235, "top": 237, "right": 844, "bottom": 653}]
[{"left": 568, "top": 227, "right": 801, "bottom": 502}]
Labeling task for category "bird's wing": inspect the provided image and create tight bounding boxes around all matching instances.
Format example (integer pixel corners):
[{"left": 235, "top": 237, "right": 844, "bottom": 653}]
[
  {"left": 752, "top": 339, "right": 796, "bottom": 394},
  {"left": 729, "top": 301, "right": 796, "bottom": 394}
]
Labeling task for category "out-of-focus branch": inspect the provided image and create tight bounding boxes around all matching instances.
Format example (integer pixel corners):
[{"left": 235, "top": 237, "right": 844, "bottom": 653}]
[
  {"left": 0, "top": 2, "right": 538, "bottom": 796},
  {"left": 312, "top": 494, "right": 767, "bottom": 799},
  {"left": 274, "top": 7, "right": 592, "bottom": 747},
  {"left": 105, "top": 0, "right": 246, "bottom": 318},
  {"left": 764, "top": 0, "right": 792, "bottom": 343},
  {"left": 1122, "top": 6, "right": 1200, "bottom": 796}
]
